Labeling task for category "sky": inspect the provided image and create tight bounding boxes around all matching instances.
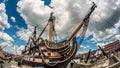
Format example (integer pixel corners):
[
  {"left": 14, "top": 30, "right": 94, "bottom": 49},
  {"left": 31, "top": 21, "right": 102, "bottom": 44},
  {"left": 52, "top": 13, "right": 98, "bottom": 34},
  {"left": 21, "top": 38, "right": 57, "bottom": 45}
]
[{"left": 0, "top": 0, "right": 120, "bottom": 55}]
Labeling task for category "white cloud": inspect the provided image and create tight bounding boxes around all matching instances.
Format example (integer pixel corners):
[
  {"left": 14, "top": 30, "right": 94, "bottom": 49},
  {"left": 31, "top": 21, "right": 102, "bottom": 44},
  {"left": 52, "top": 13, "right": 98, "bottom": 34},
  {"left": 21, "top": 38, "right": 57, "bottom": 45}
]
[
  {"left": 3, "top": 46, "right": 16, "bottom": 54},
  {"left": 0, "top": 3, "right": 10, "bottom": 31},
  {"left": 80, "top": 45, "right": 90, "bottom": 49},
  {"left": 0, "top": 42, "right": 12, "bottom": 47},
  {"left": 3, "top": 45, "right": 24, "bottom": 55},
  {"left": 114, "top": 20, "right": 120, "bottom": 29},
  {"left": 16, "top": 26, "right": 33, "bottom": 42},
  {"left": 15, "top": 26, "right": 33, "bottom": 42},
  {"left": 13, "top": 45, "right": 25, "bottom": 55},
  {"left": 77, "top": 50, "right": 88, "bottom": 54},
  {"left": 17, "top": 0, "right": 51, "bottom": 27},
  {"left": 0, "top": 32, "right": 14, "bottom": 42},
  {"left": 10, "top": 16, "right": 16, "bottom": 22},
  {"left": 17, "top": 0, "right": 120, "bottom": 44},
  {"left": 0, "top": 32, "right": 14, "bottom": 53},
  {"left": 18, "top": 45, "right": 25, "bottom": 51},
  {"left": 86, "top": 0, "right": 120, "bottom": 42}
]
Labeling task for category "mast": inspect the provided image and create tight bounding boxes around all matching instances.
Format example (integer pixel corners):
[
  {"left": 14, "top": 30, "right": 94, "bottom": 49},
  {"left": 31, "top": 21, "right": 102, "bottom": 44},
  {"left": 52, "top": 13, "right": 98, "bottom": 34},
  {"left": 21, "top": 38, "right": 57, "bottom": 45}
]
[
  {"left": 49, "top": 12, "right": 55, "bottom": 41},
  {"left": 31, "top": 26, "right": 37, "bottom": 47},
  {"left": 32, "top": 26, "right": 37, "bottom": 40},
  {"left": 85, "top": 50, "right": 91, "bottom": 63},
  {"left": 66, "top": 2, "right": 97, "bottom": 44}
]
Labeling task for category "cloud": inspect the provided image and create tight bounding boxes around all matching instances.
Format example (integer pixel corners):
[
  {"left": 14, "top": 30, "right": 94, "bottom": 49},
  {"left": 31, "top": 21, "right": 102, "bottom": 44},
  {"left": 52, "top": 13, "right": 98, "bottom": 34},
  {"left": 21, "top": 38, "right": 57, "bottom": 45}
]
[
  {"left": 18, "top": 45, "right": 25, "bottom": 51},
  {"left": 3, "top": 45, "right": 24, "bottom": 55},
  {"left": 10, "top": 16, "right": 16, "bottom": 22},
  {"left": 0, "top": 42, "right": 12, "bottom": 47},
  {"left": 77, "top": 50, "right": 88, "bottom": 54},
  {"left": 0, "top": 32, "right": 14, "bottom": 42},
  {"left": 0, "top": 3, "right": 13, "bottom": 44},
  {"left": 17, "top": 0, "right": 120, "bottom": 44},
  {"left": 0, "top": 32, "right": 14, "bottom": 54},
  {"left": 0, "top": 3, "right": 10, "bottom": 31},
  {"left": 16, "top": 26, "right": 33, "bottom": 42},
  {"left": 87, "top": 0, "right": 120, "bottom": 42},
  {"left": 80, "top": 45, "right": 90, "bottom": 49},
  {"left": 17, "top": 0, "right": 51, "bottom": 27}
]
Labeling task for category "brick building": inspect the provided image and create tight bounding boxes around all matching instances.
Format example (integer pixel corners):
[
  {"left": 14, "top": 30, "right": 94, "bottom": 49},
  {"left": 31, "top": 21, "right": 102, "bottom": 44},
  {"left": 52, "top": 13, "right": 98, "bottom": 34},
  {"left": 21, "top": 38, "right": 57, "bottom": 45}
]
[
  {"left": 104, "top": 40, "right": 120, "bottom": 53},
  {"left": 76, "top": 40, "right": 120, "bottom": 62}
]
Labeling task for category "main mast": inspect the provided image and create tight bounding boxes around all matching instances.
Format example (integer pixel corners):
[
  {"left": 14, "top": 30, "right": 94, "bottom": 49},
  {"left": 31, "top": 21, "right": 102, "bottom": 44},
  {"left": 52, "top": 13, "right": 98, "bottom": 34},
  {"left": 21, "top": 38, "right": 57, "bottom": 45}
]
[{"left": 49, "top": 12, "right": 55, "bottom": 41}]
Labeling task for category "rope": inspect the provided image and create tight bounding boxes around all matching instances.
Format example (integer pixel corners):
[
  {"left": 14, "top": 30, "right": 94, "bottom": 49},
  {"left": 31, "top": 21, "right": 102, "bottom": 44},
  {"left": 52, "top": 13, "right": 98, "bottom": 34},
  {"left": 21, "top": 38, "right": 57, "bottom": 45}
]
[
  {"left": 52, "top": 19, "right": 58, "bottom": 42},
  {"left": 36, "top": 21, "right": 49, "bottom": 42},
  {"left": 36, "top": 17, "right": 48, "bottom": 28},
  {"left": 25, "top": 37, "right": 30, "bottom": 49},
  {"left": 78, "top": 21, "right": 89, "bottom": 50},
  {"left": 97, "top": 14, "right": 120, "bottom": 33},
  {"left": 91, "top": 14, "right": 120, "bottom": 42}
]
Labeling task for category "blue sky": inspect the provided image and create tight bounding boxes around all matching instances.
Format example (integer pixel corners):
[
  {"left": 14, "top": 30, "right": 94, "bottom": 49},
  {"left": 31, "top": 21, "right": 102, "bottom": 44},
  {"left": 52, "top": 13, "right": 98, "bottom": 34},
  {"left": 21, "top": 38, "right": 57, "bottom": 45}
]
[
  {"left": 0, "top": 0, "right": 120, "bottom": 54},
  {"left": 3, "top": 0, "right": 26, "bottom": 46}
]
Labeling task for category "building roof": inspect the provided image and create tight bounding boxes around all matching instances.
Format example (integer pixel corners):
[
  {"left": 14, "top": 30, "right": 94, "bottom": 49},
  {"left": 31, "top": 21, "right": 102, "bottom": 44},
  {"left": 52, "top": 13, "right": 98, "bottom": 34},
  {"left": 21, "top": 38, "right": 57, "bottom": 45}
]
[{"left": 104, "top": 40, "right": 120, "bottom": 53}]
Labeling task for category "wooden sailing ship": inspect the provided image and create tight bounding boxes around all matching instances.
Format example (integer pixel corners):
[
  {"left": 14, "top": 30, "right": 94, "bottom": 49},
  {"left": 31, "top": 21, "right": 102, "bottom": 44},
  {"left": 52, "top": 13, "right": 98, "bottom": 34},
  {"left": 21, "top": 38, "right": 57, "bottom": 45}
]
[
  {"left": 20, "top": 2, "right": 97, "bottom": 68},
  {"left": 0, "top": 46, "right": 4, "bottom": 68}
]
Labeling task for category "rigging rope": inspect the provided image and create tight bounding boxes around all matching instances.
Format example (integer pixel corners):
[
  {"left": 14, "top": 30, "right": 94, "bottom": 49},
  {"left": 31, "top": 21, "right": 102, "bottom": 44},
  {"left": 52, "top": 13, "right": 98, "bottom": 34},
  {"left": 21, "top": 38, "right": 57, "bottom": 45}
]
[
  {"left": 25, "top": 37, "right": 31, "bottom": 50},
  {"left": 36, "top": 17, "right": 48, "bottom": 28},
  {"left": 52, "top": 17, "right": 58, "bottom": 42},
  {"left": 36, "top": 21, "right": 49, "bottom": 42},
  {"left": 91, "top": 14, "right": 120, "bottom": 42},
  {"left": 36, "top": 12, "right": 58, "bottom": 42},
  {"left": 77, "top": 21, "right": 89, "bottom": 50},
  {"left": 98, "top": 14, "right": 120, "bottom": 33}
]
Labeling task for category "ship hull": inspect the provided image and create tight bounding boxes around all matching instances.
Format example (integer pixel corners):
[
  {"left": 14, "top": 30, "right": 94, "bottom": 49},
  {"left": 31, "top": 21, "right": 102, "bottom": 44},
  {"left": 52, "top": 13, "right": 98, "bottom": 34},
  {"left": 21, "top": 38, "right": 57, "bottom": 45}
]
[{"left": 21, "top": 38, "right": 77, "bottom": 68}]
